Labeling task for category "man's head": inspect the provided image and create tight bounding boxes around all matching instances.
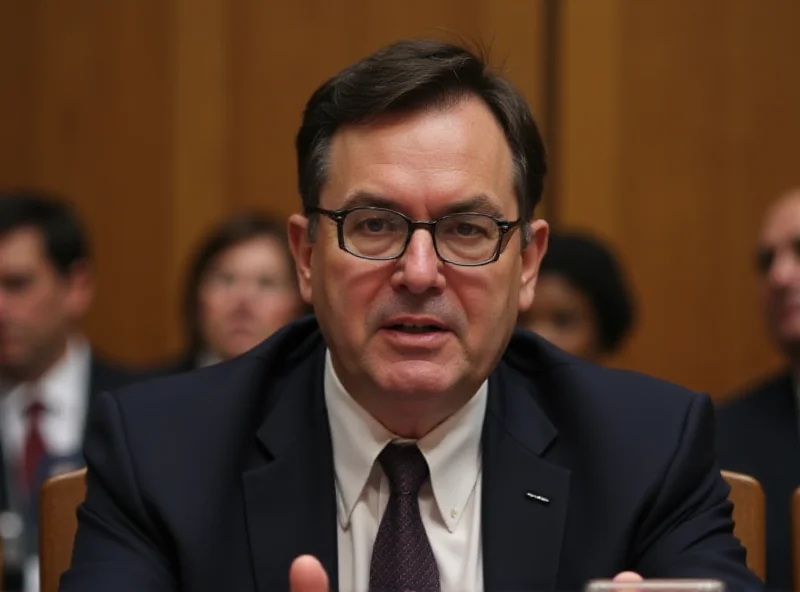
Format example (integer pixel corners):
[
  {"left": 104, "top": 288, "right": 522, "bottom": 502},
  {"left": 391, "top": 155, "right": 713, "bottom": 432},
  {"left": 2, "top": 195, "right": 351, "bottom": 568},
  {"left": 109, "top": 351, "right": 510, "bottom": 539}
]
[
  {"left": 0, "top": 191, "right": 93, "bottom": 382},
  {"left": 757, "top": 189, "right": 800, "bottom": 362},
  {"left": 288, "top": 39, "right": 549, "bottom": 435},
  {"left": 185, "top": 213, "right": 305, "bottom": 362}
]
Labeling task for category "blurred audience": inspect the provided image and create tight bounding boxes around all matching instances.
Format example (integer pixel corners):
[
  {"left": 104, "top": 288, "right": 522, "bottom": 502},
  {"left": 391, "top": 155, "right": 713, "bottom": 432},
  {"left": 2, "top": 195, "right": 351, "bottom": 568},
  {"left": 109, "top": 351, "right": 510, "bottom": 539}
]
[
  {"left": 158, "top": 212, "right": 306, "bottom": 374},
  {"left": 0, "top": 190, "right": 143, "bottom": 592},
  {"left": 518, "top": 229, "right": 636, "bottom": 362},
  {"left": 716, "top": 188, "right": 800, "bottom": 591}
]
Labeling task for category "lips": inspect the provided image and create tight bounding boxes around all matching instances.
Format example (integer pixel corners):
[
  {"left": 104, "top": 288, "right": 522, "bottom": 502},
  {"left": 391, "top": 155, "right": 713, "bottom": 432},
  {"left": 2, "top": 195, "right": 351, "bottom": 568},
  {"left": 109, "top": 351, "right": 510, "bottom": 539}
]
[
  {"left": 387, "top": 323, "right": 445, "bottom": 334},
  {"left": 382, "top": 317, "right": 450, "bottom": 333}
]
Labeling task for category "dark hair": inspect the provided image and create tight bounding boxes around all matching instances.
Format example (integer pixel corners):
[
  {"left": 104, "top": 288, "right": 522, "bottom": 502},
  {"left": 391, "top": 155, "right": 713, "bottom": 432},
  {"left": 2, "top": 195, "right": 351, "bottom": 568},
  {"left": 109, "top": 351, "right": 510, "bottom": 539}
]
[
  {"left": 183, "top": 212, "right": 301, "bottom": 357},
  {"left": 296, "top": 38, "right": 547, "bottom": 235},
  {"left": 540, "top": 230, "right": 636, "bottom": 353},
  {"left": 0, "top": 189, "right": 89, "bottom": 274}
]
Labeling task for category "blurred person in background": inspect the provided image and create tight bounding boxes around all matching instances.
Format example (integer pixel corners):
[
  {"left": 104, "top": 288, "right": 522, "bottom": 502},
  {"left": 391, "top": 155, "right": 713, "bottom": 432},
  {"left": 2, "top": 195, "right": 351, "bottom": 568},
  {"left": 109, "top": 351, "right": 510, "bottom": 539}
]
[
  {"left": 517, "top": 229, "right": 636, "bottom": 362},
  {"left": 716, "top": 188, "right": 800, "bottom": 591},
  {"left": 0, "top": 190, "right": 143, "bottom": 592},
  {"left": 159, "top": 212, "right": 307, "bottom": 374}
]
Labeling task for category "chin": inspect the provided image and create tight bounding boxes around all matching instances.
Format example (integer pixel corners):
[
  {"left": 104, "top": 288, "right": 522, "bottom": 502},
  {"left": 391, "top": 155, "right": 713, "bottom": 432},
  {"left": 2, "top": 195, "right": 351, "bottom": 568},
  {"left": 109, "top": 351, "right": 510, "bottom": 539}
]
[{"left": 371, "top": 359, "right": 464, "bottom": 398}]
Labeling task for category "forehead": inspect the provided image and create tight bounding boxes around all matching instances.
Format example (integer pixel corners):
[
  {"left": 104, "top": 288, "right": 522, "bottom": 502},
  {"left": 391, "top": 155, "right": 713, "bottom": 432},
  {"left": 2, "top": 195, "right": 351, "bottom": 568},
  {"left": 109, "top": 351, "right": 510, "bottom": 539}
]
[
  {"left": 209, "top": 236, "right": 289, "bottom": 271},
  {"left": 761, "top": 195, "right": 800, "bottom": 246},
  {"left": 0, "top": 227, "right": 51, "bottom": 271},
  {"left": 323, "top": 96, "right": 516, "bottom": 215}
]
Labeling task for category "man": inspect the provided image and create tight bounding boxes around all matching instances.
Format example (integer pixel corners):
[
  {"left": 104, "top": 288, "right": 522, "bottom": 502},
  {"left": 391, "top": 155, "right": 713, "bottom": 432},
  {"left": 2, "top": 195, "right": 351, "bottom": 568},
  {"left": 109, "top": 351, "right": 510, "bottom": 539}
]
[
  {"left": 157, "top": 212, "right": 306, "bottom": 373},
  {"left": 716, "top": 188, "right": 800, "bottom": 591},
  {"left": 0, "top": 191, "right": 143, "bottom": 592},
  {"left": 61, "top": 40, "right": 760, "bottom": 591}
]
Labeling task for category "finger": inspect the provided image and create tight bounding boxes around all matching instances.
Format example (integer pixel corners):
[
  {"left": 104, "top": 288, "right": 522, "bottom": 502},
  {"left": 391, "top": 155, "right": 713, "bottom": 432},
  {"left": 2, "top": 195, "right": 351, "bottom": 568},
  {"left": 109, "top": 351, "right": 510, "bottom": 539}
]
[
  {"left": 289, "top": 555, "right": 329, "bottom": 592},
  {"left": 611, "top": 570, "right": 643, "bottom": 592},
  {"left": 612, "top": 571, "right": 643, "bottom": 583}
]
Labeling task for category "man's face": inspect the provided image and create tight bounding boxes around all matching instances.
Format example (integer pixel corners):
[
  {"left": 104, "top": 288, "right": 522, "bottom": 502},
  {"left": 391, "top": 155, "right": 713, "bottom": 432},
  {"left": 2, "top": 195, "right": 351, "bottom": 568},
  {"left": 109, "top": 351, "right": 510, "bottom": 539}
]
[
  {"left": 758, "top": 193, "right": 800, "bottom": 356},
  {"left": 198, "top": 236, "right": 303, "bottom": 360},
  {"left": 0, "top": 228, "right": 91, "bottom": 380},
  {"left": 521, "top": 273, "right": 601, "bottom": 360},
  {"left": 290, "top": 97, "right": 547, "bottom": 407}
]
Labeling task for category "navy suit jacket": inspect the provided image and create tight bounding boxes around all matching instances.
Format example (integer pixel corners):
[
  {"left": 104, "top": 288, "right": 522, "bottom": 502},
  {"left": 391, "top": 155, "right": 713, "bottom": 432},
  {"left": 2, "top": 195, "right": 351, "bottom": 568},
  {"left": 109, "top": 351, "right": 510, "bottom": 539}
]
[
  {"left": 716, "top": 373, "right": 800, "bottom": 591},
  {"left": 61, "top": 318, "right": 761, "bottom": 591}
]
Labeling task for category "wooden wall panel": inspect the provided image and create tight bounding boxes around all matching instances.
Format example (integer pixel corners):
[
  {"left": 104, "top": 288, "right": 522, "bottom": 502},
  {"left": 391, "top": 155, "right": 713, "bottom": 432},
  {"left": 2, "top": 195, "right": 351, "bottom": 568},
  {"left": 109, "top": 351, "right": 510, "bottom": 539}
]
[
  {"left": 1, "top": 1, "right": 174, "bottom": 364},
  {"left": 556, "top": 0, "right": 800, "bottom": 399},
  {"left": 0, "top": 1, "right": 548, "bottom": 365}
]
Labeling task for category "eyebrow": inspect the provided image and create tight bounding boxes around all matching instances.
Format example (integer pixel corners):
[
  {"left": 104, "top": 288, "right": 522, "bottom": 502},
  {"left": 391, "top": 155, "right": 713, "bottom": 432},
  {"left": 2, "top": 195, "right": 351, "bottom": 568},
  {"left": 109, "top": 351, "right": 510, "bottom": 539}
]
[{"left": 340, "top": 191, "right": 509, "bottom": 219}]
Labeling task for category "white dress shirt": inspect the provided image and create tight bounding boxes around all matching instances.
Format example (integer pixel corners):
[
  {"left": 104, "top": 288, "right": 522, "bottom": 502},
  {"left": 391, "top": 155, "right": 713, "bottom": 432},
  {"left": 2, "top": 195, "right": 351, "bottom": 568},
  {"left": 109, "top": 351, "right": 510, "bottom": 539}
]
[
  {"left": 0, "top": 337, "right": 92, "bottom": 462},
  {"left": 0, "top": 337, "right": 92, "bottom": 592},
  {"left": 324, "top": 349, "right": 486, "bottom": 592}
]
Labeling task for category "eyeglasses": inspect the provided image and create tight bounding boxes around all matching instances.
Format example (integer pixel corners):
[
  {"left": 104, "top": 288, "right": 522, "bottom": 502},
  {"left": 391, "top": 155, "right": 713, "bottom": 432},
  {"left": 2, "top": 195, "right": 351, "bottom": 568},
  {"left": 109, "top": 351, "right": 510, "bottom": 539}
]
[{"left": 308, "top": 206, "right": 522, "bottom": 266}]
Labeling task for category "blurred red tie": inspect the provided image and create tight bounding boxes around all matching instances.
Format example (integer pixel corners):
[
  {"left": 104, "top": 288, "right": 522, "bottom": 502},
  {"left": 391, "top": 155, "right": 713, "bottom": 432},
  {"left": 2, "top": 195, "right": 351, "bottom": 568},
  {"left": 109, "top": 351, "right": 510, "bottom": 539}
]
[{"left": 21, "top": 396, "right": 47, "bottom": 494}]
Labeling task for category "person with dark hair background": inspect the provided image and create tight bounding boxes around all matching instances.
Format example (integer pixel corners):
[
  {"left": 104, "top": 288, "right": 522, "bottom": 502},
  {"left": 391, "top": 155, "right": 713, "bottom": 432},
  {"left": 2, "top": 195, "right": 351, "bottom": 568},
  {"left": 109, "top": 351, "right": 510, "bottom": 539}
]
[
  {"left": 518, "top": 230, "right": 636, "bottom": 361},
  {"left": 158, "top": 212, "right": 307, "bottom": 374},
  {"left": 0, "top": 190, "right": 142, "bottom": 592}
]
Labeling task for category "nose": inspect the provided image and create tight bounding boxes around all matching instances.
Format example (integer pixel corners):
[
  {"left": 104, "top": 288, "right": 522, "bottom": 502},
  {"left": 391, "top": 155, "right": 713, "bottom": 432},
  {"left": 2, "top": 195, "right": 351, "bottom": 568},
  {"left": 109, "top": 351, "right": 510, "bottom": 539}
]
[{"left": 391, "top": 228, "right": 445, "bottom": 295}]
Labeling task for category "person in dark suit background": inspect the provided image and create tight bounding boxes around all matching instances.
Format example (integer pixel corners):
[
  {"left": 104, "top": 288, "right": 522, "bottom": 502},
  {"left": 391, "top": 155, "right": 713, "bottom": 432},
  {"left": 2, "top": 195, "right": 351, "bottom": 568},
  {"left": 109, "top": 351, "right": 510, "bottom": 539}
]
[
  {"left": 0, "top": 191, "right": 144, "bottom": 592},
  {"left": 517, "top": 230, "right": 636, "bottom": 362},
  {"left": 716, "top": 188, "right": 800, "bottom": 591},
  {"left": 61, "top": 40, "right": 760, "bottom": 592},
  {"left": 157, "top": 212, "right": 307, "bottom": 375}
]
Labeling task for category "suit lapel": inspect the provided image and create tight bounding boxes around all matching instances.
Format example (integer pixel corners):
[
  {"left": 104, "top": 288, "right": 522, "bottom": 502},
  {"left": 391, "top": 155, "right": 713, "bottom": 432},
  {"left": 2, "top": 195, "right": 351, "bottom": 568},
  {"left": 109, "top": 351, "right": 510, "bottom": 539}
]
[
  {"left": 242, "top": 345, "right": 339, "bottom": 592},
  {"left": 482, "top": 361, "right": 570, "bottom": 592}
]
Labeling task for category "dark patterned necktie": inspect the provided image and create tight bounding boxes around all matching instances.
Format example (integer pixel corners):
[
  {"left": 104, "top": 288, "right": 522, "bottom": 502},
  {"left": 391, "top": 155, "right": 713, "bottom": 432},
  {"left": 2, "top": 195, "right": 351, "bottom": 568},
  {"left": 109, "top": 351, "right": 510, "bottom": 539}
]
[{"left": 369, "top": 442, "right": 440, "bottom": 592}]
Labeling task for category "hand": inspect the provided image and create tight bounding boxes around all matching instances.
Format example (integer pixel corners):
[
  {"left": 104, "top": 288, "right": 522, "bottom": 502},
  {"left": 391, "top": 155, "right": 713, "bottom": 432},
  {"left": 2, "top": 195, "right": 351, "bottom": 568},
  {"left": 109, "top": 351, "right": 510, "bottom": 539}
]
[{"left": 290, "top": 555, "right": 329, "bottom": 592}]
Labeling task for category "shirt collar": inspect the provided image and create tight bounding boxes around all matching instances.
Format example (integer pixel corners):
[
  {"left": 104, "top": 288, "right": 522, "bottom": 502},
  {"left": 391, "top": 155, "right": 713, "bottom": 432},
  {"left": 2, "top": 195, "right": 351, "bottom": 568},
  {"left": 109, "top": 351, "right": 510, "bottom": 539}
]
[{"left": 324, "top": 349, "right": 487, "bottom": 533}]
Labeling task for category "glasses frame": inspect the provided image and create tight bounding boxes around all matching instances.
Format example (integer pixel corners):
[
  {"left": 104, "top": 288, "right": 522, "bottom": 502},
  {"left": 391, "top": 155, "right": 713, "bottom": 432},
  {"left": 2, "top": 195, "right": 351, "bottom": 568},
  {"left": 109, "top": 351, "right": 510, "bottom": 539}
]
[{"left": 308, "top": 206, "right": 522, "bottom": 267}]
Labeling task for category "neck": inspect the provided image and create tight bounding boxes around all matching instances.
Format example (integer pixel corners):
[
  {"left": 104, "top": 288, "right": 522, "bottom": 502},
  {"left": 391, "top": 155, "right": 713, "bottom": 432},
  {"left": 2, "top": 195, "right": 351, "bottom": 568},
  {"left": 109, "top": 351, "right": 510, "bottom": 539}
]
[{"left": 349, "top": 380, "right": 478, "bottom": 439}]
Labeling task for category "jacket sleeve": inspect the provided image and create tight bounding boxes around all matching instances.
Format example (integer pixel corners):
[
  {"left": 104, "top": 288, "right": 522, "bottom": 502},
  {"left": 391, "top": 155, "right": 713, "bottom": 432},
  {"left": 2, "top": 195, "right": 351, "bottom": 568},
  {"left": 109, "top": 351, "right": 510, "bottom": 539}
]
[
  {"left": 631, "top": 393, "right": 763, "bottom": 591},
  {"left": 59, "top": 390, "right": 177, "bottom": 592}
]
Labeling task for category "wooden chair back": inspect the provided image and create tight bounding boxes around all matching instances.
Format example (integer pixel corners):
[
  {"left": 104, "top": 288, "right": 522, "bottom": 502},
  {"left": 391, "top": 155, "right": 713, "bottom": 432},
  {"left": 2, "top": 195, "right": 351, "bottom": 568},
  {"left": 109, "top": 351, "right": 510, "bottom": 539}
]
[
  {"left": 721, "top": 469, "right": 766, "bottom": 581},
  {"left": 38, "top": 468, "right": 87, "bottom": 592}
]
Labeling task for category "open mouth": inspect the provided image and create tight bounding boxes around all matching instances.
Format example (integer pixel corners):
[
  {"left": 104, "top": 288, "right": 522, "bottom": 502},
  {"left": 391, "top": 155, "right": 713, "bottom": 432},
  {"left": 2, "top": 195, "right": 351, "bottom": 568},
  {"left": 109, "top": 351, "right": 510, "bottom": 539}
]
[{"left": 387, "top": 323, "right": 446, "bottom": 334}]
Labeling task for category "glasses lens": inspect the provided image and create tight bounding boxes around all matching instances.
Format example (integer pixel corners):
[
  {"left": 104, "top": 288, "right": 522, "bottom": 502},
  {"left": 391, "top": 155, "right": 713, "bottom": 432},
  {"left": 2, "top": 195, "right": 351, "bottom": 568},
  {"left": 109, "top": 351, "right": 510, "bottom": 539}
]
[
  {"left": 343, "top": 208, "right": 408, "bottom": 259},
  {"left": 436, "top": 214, "right": 499, "bottom": 264}
]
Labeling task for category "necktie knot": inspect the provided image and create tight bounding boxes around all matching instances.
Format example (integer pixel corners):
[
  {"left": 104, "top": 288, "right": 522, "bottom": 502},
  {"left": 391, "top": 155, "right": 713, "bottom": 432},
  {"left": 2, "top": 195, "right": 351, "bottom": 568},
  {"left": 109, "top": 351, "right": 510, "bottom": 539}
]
[
  {"left": 378, "top": 442, "right": 429, "bottom": 496},
  {"left": 25, "top": 400, "right": 46, "bottom": 419}
]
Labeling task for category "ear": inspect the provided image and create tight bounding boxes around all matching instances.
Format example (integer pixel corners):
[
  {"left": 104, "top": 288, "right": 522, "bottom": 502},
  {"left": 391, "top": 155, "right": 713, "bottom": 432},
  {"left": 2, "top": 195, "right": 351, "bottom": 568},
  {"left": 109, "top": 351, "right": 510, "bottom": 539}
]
[
  {"left": 518, "top": 219, "right": 549, "bottom": 314},
  {"left": 64, "top": 260, "right": 94, "bottom": 321},
  {"left": 288, "top": 213, "right": 314, "bottom": 305}
]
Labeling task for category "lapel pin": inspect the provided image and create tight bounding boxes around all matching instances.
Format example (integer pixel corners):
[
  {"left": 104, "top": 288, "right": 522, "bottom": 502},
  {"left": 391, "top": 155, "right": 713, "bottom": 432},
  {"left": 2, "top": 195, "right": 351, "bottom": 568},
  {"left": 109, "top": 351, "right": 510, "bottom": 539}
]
[{"left": 525, "top": 491, "right": 550, "bottom": 504}]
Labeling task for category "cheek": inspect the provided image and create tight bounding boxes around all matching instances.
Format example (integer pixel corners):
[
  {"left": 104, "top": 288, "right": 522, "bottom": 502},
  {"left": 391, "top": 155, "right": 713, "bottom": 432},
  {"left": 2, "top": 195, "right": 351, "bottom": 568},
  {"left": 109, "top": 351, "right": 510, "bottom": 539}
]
[
  {"left": 257, "top": 295, "right": 300, "bottom": 324},
  {"left": 198, "top": 294, "right": 226, "bottom": 328},
  {"left": 456, "top": 267, "right": 521, "bottom": 339},
  {"left": 25, "top": 287, "right": 66, "bottom": 328}
]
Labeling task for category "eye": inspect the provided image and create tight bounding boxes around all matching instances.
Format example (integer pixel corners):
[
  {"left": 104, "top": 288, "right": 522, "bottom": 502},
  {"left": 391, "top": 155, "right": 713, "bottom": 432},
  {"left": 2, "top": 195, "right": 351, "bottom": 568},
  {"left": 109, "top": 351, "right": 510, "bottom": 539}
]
[
  {"left": 0, "top": 274, "right": 33, "bottom": 294},
  {"left": 454, "top": 222, "right": 484, "bottom": 237},
  {"left": 755, "top": 248, "right": 774, "bottom": 275},
  {"left": 363, "top": 217, "right": 388, "bottom": 233},
  {"left": 257, "top": 276, "right": 280, "bottom": 289},
  {"left": 440, "top": 215, "right": 495, "bottom": 240},
  {"left": 349, "top": 211, "right": 404, "bottom": 234}
]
